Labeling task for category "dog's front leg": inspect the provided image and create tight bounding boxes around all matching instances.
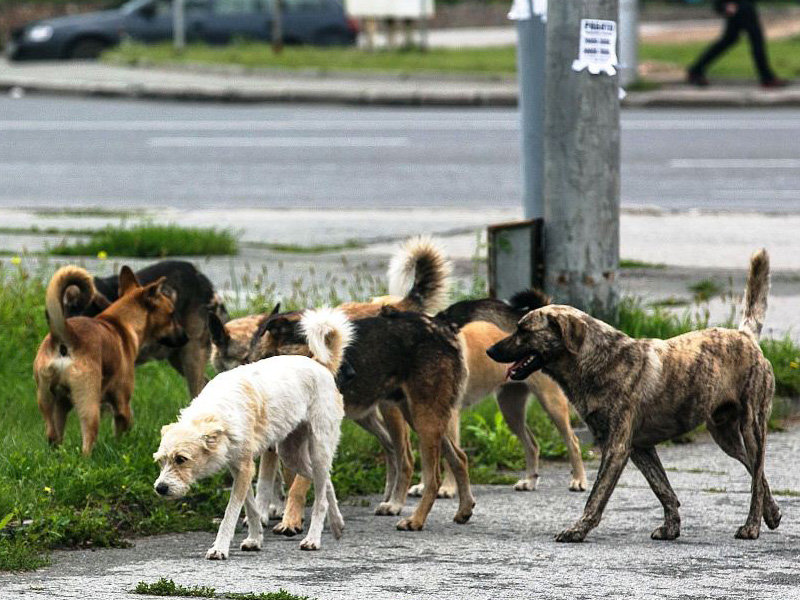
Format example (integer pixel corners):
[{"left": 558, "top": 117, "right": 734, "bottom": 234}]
[
  {"left": 630, "top": 447, "right": 681, "bottom": 540},
  {"left": 556, "top": 441, "right": 630, "bottom": 543},
  {"left": 240, "top": 486, "right": 263, "bottom": 552},
  {"left": 207, "top": 458, "right": 254, "bottom": 560}
]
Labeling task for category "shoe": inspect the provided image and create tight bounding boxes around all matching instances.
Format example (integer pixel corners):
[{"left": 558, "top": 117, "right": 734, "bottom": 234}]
[
  {"left": 686, "top": 72, "right": 709, "bottom": 87},
  {"left": 761, "top": 78, "right": 789, "bottom": 89}
]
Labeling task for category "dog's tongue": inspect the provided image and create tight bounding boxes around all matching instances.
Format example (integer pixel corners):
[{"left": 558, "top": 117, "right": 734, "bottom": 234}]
[{"left": 505, "top": 359, "right": 526, "bottom": 381}]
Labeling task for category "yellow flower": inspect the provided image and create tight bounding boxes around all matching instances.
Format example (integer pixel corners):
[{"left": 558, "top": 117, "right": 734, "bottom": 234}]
[
  {"left": 43, "top": 486, "right": 53, "bottom": 494},
  {"left": 97, "top": 251, "right": 108, "bottom": 260},
  {"left": 790, "top": 361, "right": 799, "bottom": 370},
  {"left": 10, "top": 256, "right": 21, "bottom": 265}
]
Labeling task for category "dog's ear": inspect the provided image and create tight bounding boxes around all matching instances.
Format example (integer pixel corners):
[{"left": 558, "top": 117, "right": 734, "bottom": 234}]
[
  {"left": 160, "top": 423, "right": 176, "bottom": 438},
  {"left": 118, "top": 266, "right": 140, "bottom": 296},
  {"left": 553, "top": 313, "right": 587, "bottom": 355},
  {"left": 208, "top": 313, "right": 229, "bottom": 348},
  {"left": 255, "top": 314, "right": 274, "bottom": 340},
  {"left": 269, "top": 302, "right": 281, "bottom": 317},
  {"left": 196, "top": 415, "right": 224, "bottom": 450}
]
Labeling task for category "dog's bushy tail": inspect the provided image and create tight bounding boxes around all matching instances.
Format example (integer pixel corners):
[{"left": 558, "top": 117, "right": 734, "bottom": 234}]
[
  {"left": 509, "top": 288, "right": 551, "bottom": 315},
  {"left": 388, "top": 236, "right": 452, "bottom": 314},
  {"left": 45, "top": 265, "right": 96, "bottom": 343},
  {"left": 739, "top": 248, "right": 770, "bottom": 339},
  {"left": 301, "top": 307, "right": 355, "bottom": 375}
]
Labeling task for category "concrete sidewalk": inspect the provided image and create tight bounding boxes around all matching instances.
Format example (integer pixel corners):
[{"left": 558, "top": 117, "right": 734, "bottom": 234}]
[
  {"left": 2, "top": 57, "right": 799, "bottom": 107},
  {"left": 2, "top": 425, "right": 799, "bottom": 599}
]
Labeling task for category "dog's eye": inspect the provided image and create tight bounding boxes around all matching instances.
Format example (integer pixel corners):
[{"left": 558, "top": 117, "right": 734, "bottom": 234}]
[{"left": 174, "top": 455, "right": 187, "bottom": 465}]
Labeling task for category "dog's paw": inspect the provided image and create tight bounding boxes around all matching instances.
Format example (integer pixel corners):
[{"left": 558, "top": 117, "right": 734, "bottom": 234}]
[
  {"left": 437, "top": 485, "right": 457, "bottom": 499},
  {"left": 240, "top": 538, "right": 262, "bottom": 551},
  {"left": 513, "top": 477, "right": 538, "bottom": 492},
  {"left": 375, "top": 502, "right": 403, "bottom": 516},
  {"left": 273, "top": 522, "right": 303, "bottom": 537},
  {"left": 407, "top": 483, "right": 424, "bottom": 497},
  {"left": 650, "top": 524, "right": 680, "bottom": 541},
  {"left": 330, "top": 516, "right": 345, "bottom": 540},
  {"left": 734, "top": 524, "right": 760, "bottom": 540},
  {"left": 268, "top": 504, "right": 284, "bottom": 520},
  {"left": 764, "top": 504, "right": 782, "bottom": 530},
  {"left": 396, "top": 517, "right": 424, "bottom": 531},
  {"left": 569, "top": 477, "right": 587, "bottom": 492},
  {"left": 205, "top": 547, "right": 229, "bottom": 560},
  {"left": 453, "top": 510, "right": 473, "bottom": 525},
  {"left": 299, "top": 537, "right": 320, "bottom": 551},
  {"left": 555, "top": 528, "right": 586, "bottom": 543}
]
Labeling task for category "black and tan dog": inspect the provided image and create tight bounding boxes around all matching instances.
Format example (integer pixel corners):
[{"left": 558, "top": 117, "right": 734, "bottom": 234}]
[
  {"left": 252, "top": 306, "right": 475, "bottom": 532},
  {"left": 64, "top": 260, "right": 226, "bottom": 398},
  {"left": 34, "top": 265, "right": 188, "bottom": 455},
  {"left": 488, "top": 250, "right": 780, "bottom": 542}
]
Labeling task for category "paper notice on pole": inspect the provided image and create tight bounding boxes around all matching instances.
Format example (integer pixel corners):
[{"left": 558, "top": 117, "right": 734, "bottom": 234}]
[
  {"left": 571, "top": 19, "right": 618, "bottom": 76},
  {"left": 508, "top": 0, "right": 547, "bottom": 22}
]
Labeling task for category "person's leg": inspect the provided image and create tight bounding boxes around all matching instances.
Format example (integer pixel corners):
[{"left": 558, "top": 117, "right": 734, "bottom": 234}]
[
  {"left": 739, "top": 2, "right": 777, "bottom": 83},
  {"left": 688, "top": 11, "right": 743, "bottom": 79}
]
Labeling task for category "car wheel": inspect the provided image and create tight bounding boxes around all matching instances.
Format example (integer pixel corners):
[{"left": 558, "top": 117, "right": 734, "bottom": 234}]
[{"left": 68, "top": 38, "right": 109, "bottom": 60}]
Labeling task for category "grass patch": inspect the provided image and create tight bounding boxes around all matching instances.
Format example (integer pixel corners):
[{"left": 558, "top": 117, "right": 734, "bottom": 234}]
[
  {"left": 32, "top": 208, "right": 147, "bottom": 219},
  {"left": 243, "top": 240, "right": 366, "bottom": 254},
  {"left": 104, "top": 36, "right": 800, "bottom": 80},
  {"left": 650, "top": 297, "right": 691, "bottom": 308},
  {"left": 50, "top": 224, "right": 238, "bottom": 258},
  {"left": 688, "top": 279, "right": 724, "bottom": 302},
  {"left": 0, "top": 226, "right": 97, "bottom": 237},
  {"left": 132, "top": 580, "right": 313, "bottom": 600},
  {"left": 620, "top": 259, "right": 666, "bottom": 270},
  {"left": 105, "top": 41, "right": 517, "bottom": 76},
  {"left": 772, "top": 489, "right": 800, "bottom": 497},
  {"left": 133, "top": 578, "right": 216, "bottom": 597},
  {"left": 640, "top": 35, "right": 800, "bottom": 79}
]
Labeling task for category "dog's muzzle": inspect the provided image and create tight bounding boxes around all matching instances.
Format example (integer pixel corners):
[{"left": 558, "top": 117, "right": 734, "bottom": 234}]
[
  {"left": 506, "top": 352, "right": 546, "bottom": 381},
  {"left": 155, "top": 482, "right": 170, "bottom": 496}
]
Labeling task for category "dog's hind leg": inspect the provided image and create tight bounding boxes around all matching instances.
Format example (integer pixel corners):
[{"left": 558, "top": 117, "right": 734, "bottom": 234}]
[
  {"left": 354, "top": 409, "right": 396, "bottom": 508},
  {"left": 168, "top": 340, "right": 209, "bottom": 398},
  {"left": 326, "top": 480, "right": 345, "bottom": 540},
  {"left": 207, "top": 457, "right": 255, "bottom": 560},
  {"left": 528, "top": 376, "right": 587, "bottom": 492},
  {"left": 373, "top": 404, "right": 414, "bottom": 516},
  {"left": 72, "top": 379, "right": 101, "bottom": 456},
  {"left": 37, "top": 385, "right": 63, "bottom": 446},
  {"left": 441, "top": 432, "right": 475, "bottom": 524},
  {"left": 300, "top": 440, "right": 333, "bottom": 551},
  {"left": 707, "top": 406, "right": 780, "bottom": 531},
  {"left": 630, "top": 447, "right": 681, "bottom": 540},
  {"left": 240, "top": 486, "right": 263, "bottom": 552},
  {"left": 497, "top": 382, "right": 540, "bottom": 491},
  {"left": 274, "top": 476, "right": 310, "bottom": 536},
  {"left": 256, "top": 449, "right": 283, "bottom": 524}
]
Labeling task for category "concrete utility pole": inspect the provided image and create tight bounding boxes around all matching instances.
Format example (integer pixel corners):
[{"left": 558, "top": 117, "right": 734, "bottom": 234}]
[
  {"left": 543, "top": 0, "right": 620, "bottom": 320},
  {"left": 173, "top": 0, "right": 186, "bottom": 52},
  {"left": 619, "top": 0, "right": 638, "bottom": 87}
]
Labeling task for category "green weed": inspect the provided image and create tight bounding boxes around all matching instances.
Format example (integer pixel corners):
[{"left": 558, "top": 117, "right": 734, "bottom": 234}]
[
  {"left": 50, "top": 224, "right": 238, "bottom": 258},
  {"left": 688, "top": 279, "right": 723, "bottom": 303}
]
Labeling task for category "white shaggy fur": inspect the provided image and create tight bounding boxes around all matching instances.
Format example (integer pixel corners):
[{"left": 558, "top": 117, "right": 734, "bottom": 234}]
[
  {"left": 387, "top": 235, "right": 452, "bottom": 313},
  {"left": 153, "top": 308, "right": 351, "bottom": 558}
]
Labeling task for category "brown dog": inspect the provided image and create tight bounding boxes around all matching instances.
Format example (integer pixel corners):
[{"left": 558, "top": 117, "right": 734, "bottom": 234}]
[
  {"left": 488, "top": 249, "right": 780, "bottom": 542},
  {"left": 34, "top": 265, "right": 188, "bottom": 455}
]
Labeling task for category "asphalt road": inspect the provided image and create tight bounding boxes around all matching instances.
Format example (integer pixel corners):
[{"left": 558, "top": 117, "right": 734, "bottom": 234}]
[
  {"left": 2, "top": 426, "right": 800, "bottom": 600},
  {"left": 1, "top": 96, "right": 799, "bottom": 213}
]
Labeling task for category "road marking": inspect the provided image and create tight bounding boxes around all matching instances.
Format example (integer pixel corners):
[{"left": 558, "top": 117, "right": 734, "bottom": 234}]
[
  {"left": 670, "top": 159, "right": 800, "bottom": 169},
  {"left": 623, "top": 120, "right": 800, "bottom": 131},
  {"left": 147, "top": 136, "right": 410, "bottom": 148}
]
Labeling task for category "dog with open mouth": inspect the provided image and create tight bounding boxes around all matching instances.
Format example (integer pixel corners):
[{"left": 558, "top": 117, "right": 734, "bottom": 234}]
[
  {"left": 487, "top": 250, "right": 780, "bottom": 543},
  {"left": 153, "top": 307, "right": 352, "bottom": 558}
]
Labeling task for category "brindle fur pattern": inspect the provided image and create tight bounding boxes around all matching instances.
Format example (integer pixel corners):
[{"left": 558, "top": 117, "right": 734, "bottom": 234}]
[
  {"left": 65, "top": 260, "right": 225, "bottom": 398},
  {"left": 487, "top": 250, "right": 779, "bottom": 543}
]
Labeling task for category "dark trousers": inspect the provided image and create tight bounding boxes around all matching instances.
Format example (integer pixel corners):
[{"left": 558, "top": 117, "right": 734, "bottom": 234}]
[{"left": 689, "top": 1, "right": 776, "bottom": 83}]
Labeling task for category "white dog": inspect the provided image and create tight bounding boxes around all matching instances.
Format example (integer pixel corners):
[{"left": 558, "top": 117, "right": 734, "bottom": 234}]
[{"left": 153, "top": 307, "right": 353, "bottom": 558}]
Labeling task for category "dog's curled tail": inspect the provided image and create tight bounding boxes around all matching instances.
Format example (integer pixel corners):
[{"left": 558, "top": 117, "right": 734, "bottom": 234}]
[
  {"left": 388, "top": 235, "right": 452, "bottom": 314},
  {"left": 301, "top": 307, "right": 355, "bottom": 375},
  {"left": 509, "top": 288, "right": 551, "bottom": 315},
  {"left": 45, "top": 265, "right": 96, "bottom": 343},
  {"left": 739, "top": 248, "right": 770, "bottom": 339}
]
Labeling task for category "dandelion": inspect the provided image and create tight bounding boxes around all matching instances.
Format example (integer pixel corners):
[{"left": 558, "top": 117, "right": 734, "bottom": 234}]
[
  {"left": 790, "top": 361, "right": 799, "bottom": 370},
  {"left": 10, "top": 256, "right": 21, "bottom": 265},
  {"left": 97, "top": 250, "right": 108, "bottom": 260},
  {"left": 43, "top": 486, "right": 53, "bottom": 494}
]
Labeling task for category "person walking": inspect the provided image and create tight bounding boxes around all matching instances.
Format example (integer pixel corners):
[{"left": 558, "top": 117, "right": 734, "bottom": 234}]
[{"left": 687, "top": 0, "right": 787, "bottom": 88}]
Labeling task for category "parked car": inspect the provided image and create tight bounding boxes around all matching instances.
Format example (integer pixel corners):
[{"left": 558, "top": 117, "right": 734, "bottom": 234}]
[{"left": 6, "top": 0, "right": 358, "bottom": 61}]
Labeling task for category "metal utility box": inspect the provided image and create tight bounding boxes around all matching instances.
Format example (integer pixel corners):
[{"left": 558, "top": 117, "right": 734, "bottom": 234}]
[
  {"left": 487, "top": 218, "right": 544, "bottom": 301},
  {"left": 346, "top": 0, "right": 434, "bottom": 19}
]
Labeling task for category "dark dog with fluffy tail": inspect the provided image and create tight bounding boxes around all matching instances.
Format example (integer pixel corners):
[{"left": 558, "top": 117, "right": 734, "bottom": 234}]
[{"left": 488, "top": 249, "right": 779, "bottom": 542}]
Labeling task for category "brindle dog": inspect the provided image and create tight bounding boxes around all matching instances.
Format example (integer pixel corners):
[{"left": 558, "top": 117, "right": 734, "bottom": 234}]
[{"left": 488, "top": 250, "right": 780, "bottom": 542}]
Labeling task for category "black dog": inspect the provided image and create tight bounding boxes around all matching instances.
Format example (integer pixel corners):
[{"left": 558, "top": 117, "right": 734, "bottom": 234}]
[{"left": 64, "top": 260, "right": 228, "bottom": 398}]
